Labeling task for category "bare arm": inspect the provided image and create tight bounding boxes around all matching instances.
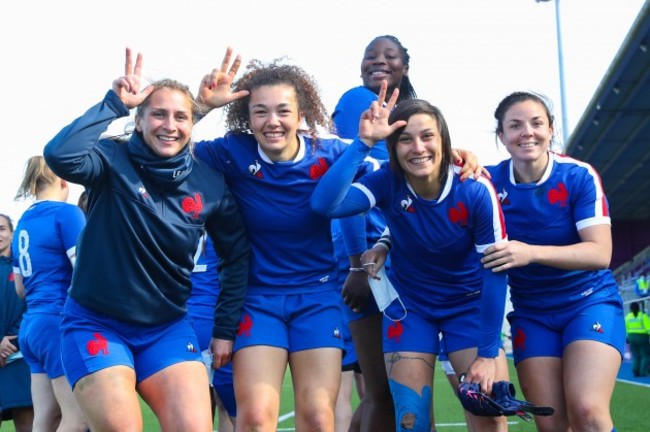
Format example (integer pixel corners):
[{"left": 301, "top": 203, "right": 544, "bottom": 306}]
[{"left": 482, "top": 224, "right": 612, "bottom": 272}]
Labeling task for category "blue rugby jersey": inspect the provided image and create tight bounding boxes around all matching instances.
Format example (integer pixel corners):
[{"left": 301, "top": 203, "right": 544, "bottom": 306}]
[
  {"left": 311, "top": 139, "right": 508, "bottom": 357},
  {"left": 188, "top": 234, "right": 220, "bottom": 321},
  {"left": 12, "top": 201, "right": 85, "bottom": 313},
  {"left": 487, "top": 152, "right": 619, "bottom": 311},
  {"left": 194, "top": 133, "right": 371, "bottom": 295}
]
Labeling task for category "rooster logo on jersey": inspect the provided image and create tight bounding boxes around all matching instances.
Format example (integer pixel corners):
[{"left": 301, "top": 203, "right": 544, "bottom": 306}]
[
  {"left": 448, "top": 202, "right": 469, "bottom": 226},
  {"left": 591, "top": 321, "right": 604, "bottom": 333},
  {"left": 548, "top": 182, "right": 569, "bottom": 207},
  {"left": 237, "top": 314, "right": 253, "bottom": 337},
  {"left": 387, "top": 321, "right": 404, "bottom": 343},
  {"left": 248, "top": 160, "right": 263, "bottom": 178},
  {"left": 497, "top": 188, "right": 510, "bottom": 205},
  {"left": 86, "top": 332, "right": 109, "bottom": 356},
  {"left": 512, "top": 328, "right": 526, "bottom": 351},
  {"left": 182, "top": 193, "right": 203, "bottom": 219},
  {"left": 400, "top": 195, "right": 415, "bottom": 213},
  {"left": 138, "top": 185, "right": 150, "bottom": 199},
  {"left": 309, "top": 157, "right": 329, "bottom": 180}
]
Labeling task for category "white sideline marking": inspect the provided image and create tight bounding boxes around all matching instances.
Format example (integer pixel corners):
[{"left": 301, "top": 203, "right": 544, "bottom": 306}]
[
  {"left": 278, "top": 411, "right": 296, "bottom": 423},
  {"left": 434, "top": 421, "right": 519, "bottom": 427},
  {"left": 276, "top": 412, "right": 519, "bottom": 429},
  {"left": 277, "top": 410, "right": 296, "bottom": 431}
]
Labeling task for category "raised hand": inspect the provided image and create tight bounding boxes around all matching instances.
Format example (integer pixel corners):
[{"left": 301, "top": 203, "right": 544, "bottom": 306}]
[
  {"left": 111, "top": 47, "right": 154, "bottom": 109},
  {"left": 196, "top": 47, "right": 250, "bottom": 110},
  {"left": 358, "top": 80, "right": 407, "bottom": 147}
]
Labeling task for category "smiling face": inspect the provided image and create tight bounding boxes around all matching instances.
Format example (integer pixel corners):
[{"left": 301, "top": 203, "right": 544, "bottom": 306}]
[
  {"left": 395, "top": 113, "right": 444, "bottom": 186},
  {"left": 248, "top": 84, "right": 303, "bottom": 161},
  {"left": 361, "top": 37, "right": 408, "bottom": 94},
  {"left": 135, "top": 87, "right": 193, "bottom": 158},
  {"left": 498, "top": 99, "right": 554, "bottom": 163}
]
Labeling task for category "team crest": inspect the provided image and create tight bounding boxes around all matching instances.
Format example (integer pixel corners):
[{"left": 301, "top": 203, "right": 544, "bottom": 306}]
[
  {"left": 448, "top": 202, "right": 469, "bottom": 226},
  {"left": 548, "top": 182, "right": 569, "bottom": 207},
  {"left": 86, "top": 332, "right": 109, "bottom": 356},
  {"left": 181, "top": 193, "right": 203, "bottom": 219},
  {"left": 513, "top": 328, "right": 526, "bottom": 351},
  {"left": 237, "top": 314, "right": 253, "bottom": 337},
  {"left": 309, "top": 157, "right": 329, "bottom": 180},
  {"left": 387, "top": 321, "right": 404, "bottom": 343}
]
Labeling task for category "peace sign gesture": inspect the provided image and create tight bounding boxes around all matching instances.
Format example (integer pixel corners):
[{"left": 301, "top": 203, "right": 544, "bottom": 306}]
[
  {"left": 111, "top": 47, "right": 154, "bottom": 109},
  {"left": 358, "top": 80, "right": 407, "bottom": 147},
  {"left": 196, "top": 47, "right": 249, "bottom": 111}
]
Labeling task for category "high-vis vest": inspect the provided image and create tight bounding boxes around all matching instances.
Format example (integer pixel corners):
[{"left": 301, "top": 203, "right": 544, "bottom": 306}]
[{"left": 625, "top": 311, "right": 650, "bottom": 335}]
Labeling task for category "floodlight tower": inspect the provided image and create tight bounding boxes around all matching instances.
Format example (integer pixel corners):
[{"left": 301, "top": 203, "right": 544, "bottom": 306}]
[{"left": 537, "top": 0, "right": 569, "bottom": 147}]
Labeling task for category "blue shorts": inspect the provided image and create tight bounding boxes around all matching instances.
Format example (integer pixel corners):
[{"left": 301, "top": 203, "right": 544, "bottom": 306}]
[
  {"left": 214, "top": 382, "right": 237, "bottom": 417},
  {"left": 188, "top": 306, "right": 216, "bottom": 351},
  {"left": 508, "top": 296, "right": 626, "bottom": 365},
  {"left": 18, "top": 312, "right": 65, "bottom": 378},
  {"left": 383, "top": 297, "right": 482, "bottom": 354},
  {"left": 188, "top": 314, "right": 234, "bottom": 384},
  {"left": 60, "top": 297, "right": 202, "bottom": 389},
  {"left": 233, "top": 291, "right": 345, "bottom": 353},
  {"left": 335, "top": 293, "right": 357, "bottom": 368},
  {"left": 340, "top": 316, "right": 358, "bottom": 369}
]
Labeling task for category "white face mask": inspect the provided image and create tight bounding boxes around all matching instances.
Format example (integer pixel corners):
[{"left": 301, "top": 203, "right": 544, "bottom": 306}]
[
  {"left": 368, "top": 266, "right": 407, "bottom": 322},
  {"left": 201, "top": 349, "right": 214, "bottom": 382}
]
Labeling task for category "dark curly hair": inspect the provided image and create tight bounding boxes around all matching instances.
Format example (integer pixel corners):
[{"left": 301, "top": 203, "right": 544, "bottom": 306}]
[{"left": 225, "top": 59, "right": 333, "bottom": 143}]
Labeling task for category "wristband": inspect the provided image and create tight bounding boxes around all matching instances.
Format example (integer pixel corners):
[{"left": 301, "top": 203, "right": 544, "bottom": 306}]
[
  {"left": 376, "top": 238, "right": 392, "bottom": 252},
  {"left": 349, "top": 267, "right": 366, "bottom": 272}
]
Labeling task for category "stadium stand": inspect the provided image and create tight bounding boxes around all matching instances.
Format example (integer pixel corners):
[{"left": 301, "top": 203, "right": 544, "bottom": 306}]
[{"left": 565, "top": 2, "right": 650, "bottom": 289}]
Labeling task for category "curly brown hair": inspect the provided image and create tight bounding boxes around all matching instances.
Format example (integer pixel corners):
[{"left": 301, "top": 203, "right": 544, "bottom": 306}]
[{"left": 225, "top": 59, "right": 333, "bottom": 142}]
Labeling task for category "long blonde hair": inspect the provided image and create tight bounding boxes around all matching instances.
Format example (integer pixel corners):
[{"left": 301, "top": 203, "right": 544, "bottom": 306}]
[{"left": 15, "top": 155, "right": 59, "bottom": 201}]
